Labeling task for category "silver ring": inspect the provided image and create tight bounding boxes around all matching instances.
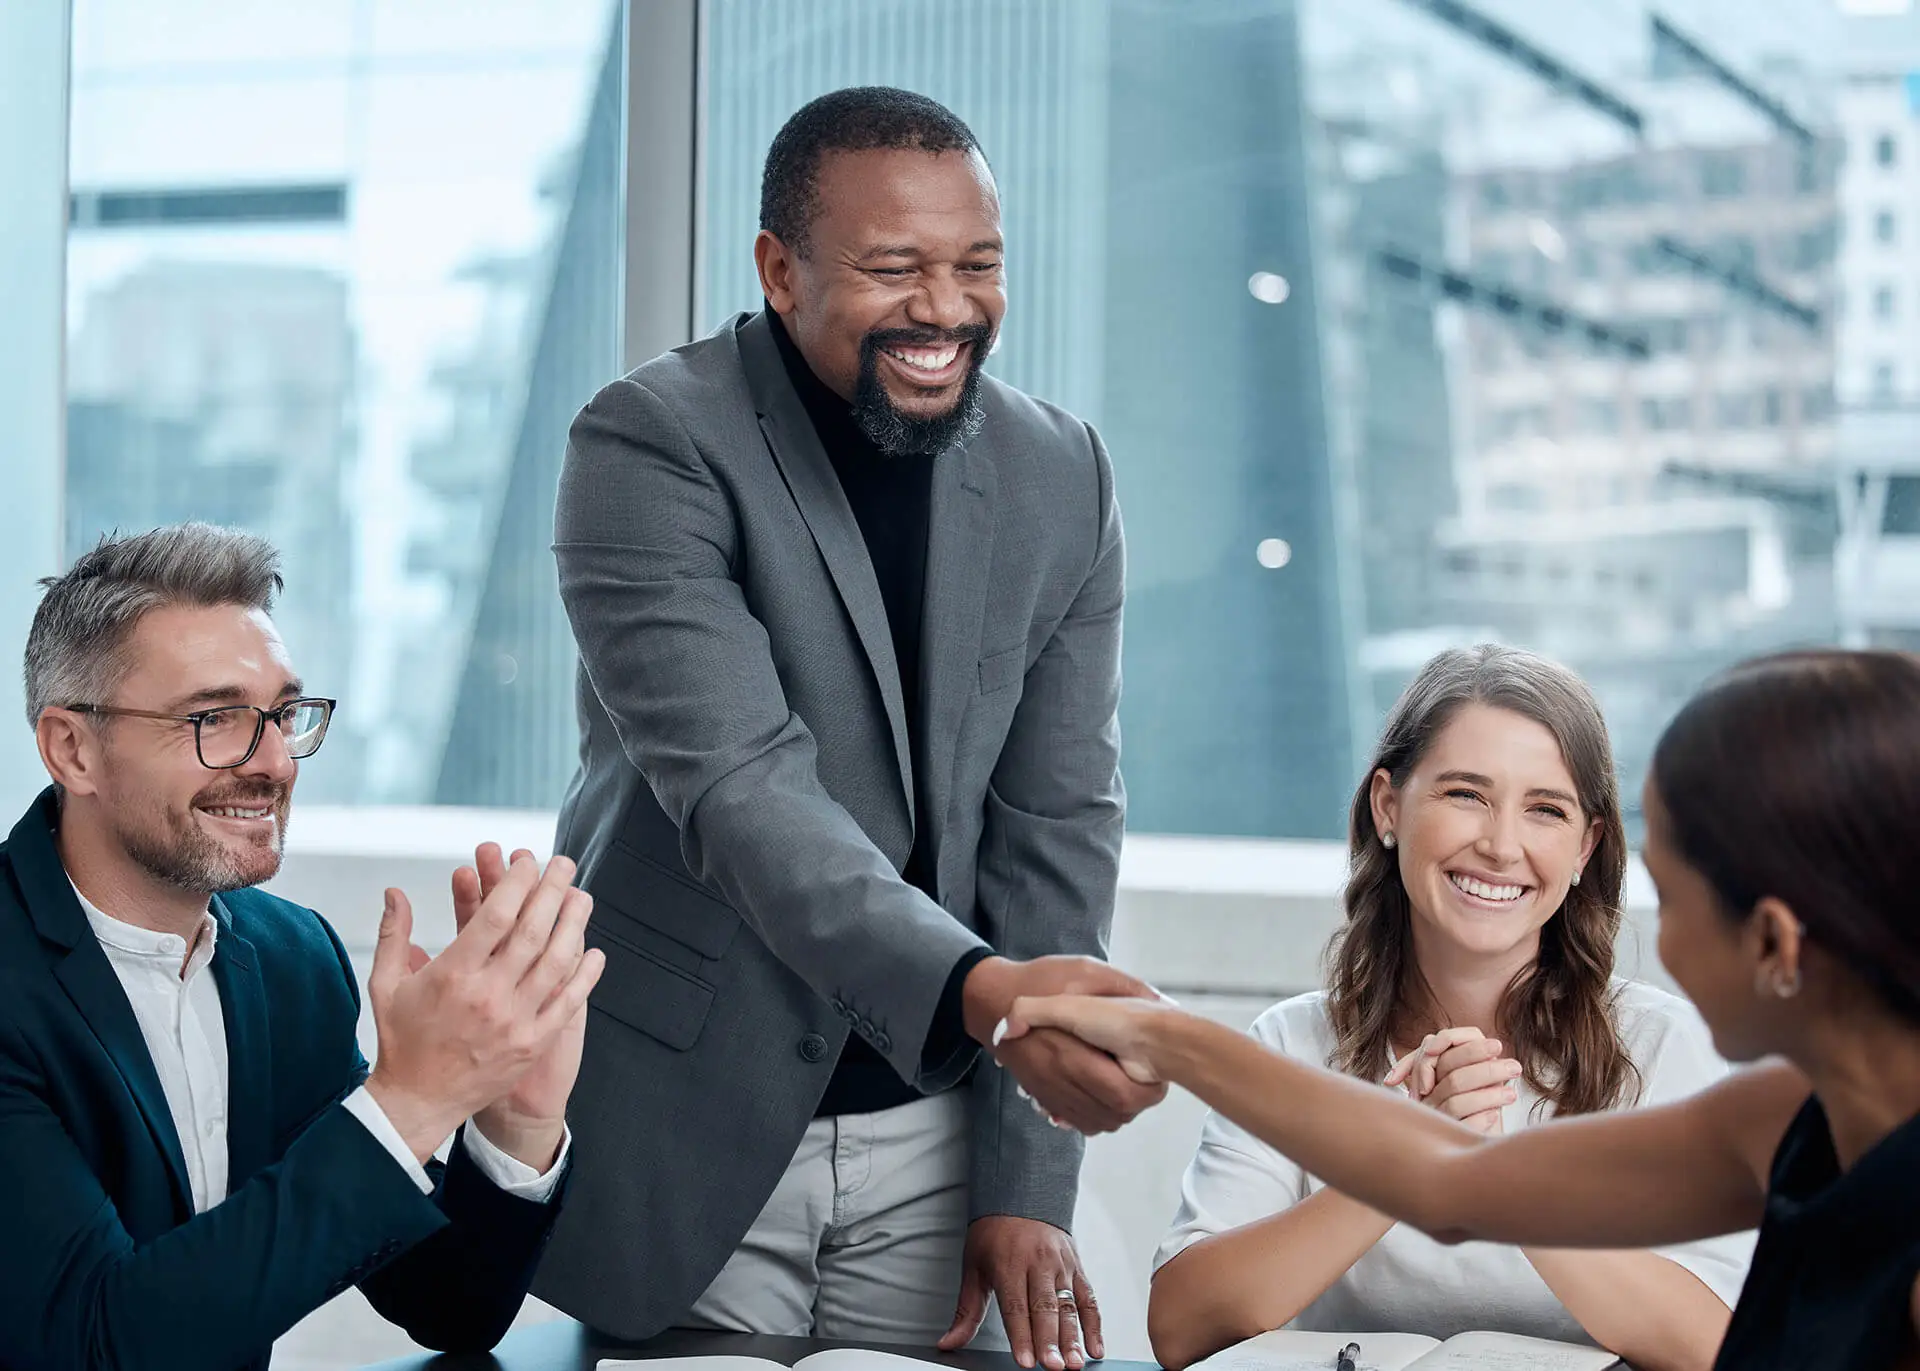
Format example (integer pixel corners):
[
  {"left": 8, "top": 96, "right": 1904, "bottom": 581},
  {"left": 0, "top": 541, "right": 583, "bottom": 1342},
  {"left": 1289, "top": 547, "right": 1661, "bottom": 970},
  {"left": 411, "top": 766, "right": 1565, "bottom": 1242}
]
[{"left": 1056, "top": 1289, "right": 1076, "bottom": 1304}]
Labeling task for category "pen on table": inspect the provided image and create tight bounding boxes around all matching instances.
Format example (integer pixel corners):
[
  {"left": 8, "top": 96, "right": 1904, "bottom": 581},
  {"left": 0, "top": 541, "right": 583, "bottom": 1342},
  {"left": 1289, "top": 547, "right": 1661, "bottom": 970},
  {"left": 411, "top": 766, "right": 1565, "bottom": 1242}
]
[{"left": 1334, "top": 1342, "right": 1360, "bottom": 1371}]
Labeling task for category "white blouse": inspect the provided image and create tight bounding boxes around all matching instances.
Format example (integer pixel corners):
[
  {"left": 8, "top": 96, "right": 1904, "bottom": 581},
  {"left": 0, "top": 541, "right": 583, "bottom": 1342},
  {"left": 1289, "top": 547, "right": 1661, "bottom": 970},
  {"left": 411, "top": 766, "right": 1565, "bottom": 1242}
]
[{"left": 1154, "top": 981, "right": 1755, "bottom": 1344}]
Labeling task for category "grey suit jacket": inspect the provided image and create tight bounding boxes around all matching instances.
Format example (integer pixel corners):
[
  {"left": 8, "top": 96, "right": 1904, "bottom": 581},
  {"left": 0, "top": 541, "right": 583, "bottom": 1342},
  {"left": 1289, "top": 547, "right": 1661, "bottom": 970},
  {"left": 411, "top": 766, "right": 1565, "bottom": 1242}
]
[{"left": 532, "top": 311, "right": 1125, "bottom": 1338}]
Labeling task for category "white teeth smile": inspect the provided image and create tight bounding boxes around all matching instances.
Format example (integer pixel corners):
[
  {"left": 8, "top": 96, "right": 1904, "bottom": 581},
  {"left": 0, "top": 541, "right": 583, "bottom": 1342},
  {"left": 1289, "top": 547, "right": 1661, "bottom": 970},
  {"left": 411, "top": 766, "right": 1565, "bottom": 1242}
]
[
  {"left": 883, "top": 344, "right": 961, "bottom": 375},
  {"left": 203, "top": 806, "right": 272, "bottom": 821},
  {"left": 1450, "top": 872, "right": 1525, "bottom": 903}
]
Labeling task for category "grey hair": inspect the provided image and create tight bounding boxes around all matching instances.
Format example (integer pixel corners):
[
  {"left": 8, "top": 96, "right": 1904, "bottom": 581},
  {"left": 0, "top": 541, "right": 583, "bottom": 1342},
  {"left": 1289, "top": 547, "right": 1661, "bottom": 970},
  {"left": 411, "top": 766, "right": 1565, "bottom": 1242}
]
[{"left": 24, "top": 524, "right": 284, "bottom": 727}]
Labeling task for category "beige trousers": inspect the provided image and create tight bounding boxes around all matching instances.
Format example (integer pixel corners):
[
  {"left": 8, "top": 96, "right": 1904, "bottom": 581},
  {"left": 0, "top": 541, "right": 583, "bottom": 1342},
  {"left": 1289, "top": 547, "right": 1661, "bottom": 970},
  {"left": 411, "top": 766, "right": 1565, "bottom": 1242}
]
[{"left": 686, "top": 1090, "right": 1007, "bottom": 1347}]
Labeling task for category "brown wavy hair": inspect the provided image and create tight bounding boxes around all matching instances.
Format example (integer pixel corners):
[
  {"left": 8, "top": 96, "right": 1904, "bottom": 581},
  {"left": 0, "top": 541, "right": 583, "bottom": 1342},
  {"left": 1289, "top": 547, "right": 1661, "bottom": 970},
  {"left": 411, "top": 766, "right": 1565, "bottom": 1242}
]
[{"left": 1324, "top": 644, "right": 1639, "bottom": 1117}]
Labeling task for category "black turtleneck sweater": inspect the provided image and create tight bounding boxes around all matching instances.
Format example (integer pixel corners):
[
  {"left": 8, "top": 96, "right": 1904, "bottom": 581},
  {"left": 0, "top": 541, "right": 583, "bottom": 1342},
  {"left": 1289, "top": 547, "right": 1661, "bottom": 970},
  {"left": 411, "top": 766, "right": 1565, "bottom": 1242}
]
[{"left": 767, "top": 307, "right": 990, "bottom": 1117}]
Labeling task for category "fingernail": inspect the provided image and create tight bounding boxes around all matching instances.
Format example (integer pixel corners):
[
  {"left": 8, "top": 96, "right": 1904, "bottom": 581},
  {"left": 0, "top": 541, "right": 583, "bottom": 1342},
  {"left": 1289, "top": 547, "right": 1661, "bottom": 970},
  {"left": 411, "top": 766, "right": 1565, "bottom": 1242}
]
[
  {"left": 992, "top": 1017, "right": 1010, "bottom": 1046},
  {"left": 1016, "top": 1083, "right": 1030, "bottom": 1100}
]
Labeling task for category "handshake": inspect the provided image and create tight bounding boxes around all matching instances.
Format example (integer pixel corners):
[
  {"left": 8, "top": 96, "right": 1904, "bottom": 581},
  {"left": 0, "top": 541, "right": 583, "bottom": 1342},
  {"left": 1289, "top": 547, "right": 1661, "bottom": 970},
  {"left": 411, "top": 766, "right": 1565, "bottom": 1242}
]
[{"left": 961, "top": 956, "right": 1180, "bottom": 1134}]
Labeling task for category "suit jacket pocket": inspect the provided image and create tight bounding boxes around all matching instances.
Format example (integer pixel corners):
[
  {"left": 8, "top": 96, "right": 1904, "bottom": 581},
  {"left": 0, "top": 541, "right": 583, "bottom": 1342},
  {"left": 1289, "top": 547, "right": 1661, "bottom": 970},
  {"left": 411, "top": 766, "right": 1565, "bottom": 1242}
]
[
  {"left": 979, "top": 644, "right": 1026, "bottom": 695},
  {"left": 586, "top": 919, "right": 715, "bottom": 1052},
  {"left": 589, "top": 839, "right": 741, "bottom": 961}
]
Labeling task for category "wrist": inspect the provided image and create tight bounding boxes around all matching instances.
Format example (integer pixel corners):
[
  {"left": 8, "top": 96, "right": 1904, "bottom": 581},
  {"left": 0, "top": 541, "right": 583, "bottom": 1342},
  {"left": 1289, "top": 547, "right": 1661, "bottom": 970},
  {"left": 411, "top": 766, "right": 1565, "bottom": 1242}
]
[
  {"left": 1148, "top": 1006, "right": 1203, "bottom": 1084},
  {"left": 962, "top": 955, "right": 1017, "bottom": 1045},
  {"left": 472, "top": 1104, "right": 566, "bottom": 1172},
  {"left": 364, "top": 1069, "right": 463, "bottom": 1165}
]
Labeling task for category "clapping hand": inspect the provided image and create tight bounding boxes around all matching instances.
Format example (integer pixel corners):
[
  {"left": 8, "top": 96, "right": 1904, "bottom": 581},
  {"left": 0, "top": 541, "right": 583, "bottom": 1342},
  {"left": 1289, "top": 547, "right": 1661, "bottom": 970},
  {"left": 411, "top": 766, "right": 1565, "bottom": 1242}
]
[
  {"left": 364, "top": 847, "right": 604, "bottom": 1169},
  {"left": 458, "top": 844, "right": 598, "bottom": 1170}
]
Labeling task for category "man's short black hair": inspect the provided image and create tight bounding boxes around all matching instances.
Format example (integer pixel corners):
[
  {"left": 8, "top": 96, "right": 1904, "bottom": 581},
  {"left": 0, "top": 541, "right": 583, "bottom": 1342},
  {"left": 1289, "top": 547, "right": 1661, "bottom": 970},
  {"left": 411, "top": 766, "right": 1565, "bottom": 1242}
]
[{"left": 760, "top": 86, "right": 983, "bottom": 255}]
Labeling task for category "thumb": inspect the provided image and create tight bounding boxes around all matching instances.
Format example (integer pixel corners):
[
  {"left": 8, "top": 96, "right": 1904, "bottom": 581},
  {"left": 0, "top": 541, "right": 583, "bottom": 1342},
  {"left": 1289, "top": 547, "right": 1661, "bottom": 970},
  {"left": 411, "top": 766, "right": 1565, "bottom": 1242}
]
[
  {"left": 369, "top": 888, "right": 414, "bottom": 1003},
  {"left": 939, "top": 1256, "right": 990, "bottom": 1349},
  {"left": 992, "top": 1000, "right": 1040, "bottom": 1048},
  {"left": 1383, "top": 1047, "right": 1419, "bottom": 1089}
]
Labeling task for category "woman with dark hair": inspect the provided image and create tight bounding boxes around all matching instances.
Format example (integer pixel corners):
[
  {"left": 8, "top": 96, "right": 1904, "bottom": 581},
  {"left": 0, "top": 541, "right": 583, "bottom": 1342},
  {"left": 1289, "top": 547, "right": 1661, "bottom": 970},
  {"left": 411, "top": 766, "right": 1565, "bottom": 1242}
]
[
  {"left": 1003, "top": 648, "right": 1920, "bottom": 1371},
  {"left": 1145, "top": 645, "right": 1750, "bottom": 1371}
]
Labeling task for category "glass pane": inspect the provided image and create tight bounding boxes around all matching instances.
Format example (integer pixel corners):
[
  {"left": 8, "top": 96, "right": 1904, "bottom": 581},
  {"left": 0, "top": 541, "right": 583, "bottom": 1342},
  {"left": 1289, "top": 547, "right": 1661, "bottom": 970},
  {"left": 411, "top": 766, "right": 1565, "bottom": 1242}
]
[
  {"left": 700, "top": 0, "right": 1866, "bottom": 839},
  {"left": 65, "top": 0, "right": 623, "bottom": 806},
  {"left": 0, "top": 4, "right": 68, "bottom": 788}
]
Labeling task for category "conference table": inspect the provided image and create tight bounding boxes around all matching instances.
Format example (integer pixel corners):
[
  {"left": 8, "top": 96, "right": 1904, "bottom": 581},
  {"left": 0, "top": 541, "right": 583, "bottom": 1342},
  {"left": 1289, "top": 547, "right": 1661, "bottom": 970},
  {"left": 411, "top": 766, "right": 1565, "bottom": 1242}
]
[{"left": 367, "top": 1325, "right": 1162, "bottom": 1371}]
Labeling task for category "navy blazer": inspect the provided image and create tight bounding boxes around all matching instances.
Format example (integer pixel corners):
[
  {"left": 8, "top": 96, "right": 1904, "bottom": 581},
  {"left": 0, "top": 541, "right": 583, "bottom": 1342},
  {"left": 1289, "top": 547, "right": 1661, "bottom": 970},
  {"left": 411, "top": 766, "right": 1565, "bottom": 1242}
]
[{"left": 0, "top": 788, "right": 568, "bottom": 1371}]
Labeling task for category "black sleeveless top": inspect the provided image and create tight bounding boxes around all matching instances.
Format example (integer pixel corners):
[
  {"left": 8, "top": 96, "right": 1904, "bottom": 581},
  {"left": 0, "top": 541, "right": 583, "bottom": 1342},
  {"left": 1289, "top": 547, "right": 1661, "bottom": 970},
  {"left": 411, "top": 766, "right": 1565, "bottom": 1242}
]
[{"left": 1714, "top": 1095, "right": 1920, "bottom": 1370}]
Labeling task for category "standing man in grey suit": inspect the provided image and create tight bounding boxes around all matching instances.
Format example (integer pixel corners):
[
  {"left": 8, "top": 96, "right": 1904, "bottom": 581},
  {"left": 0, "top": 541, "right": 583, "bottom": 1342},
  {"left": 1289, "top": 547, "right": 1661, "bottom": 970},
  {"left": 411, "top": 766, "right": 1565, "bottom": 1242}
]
[{"left": 535, "top": 87, "right": 1163, "bottom": 1370}]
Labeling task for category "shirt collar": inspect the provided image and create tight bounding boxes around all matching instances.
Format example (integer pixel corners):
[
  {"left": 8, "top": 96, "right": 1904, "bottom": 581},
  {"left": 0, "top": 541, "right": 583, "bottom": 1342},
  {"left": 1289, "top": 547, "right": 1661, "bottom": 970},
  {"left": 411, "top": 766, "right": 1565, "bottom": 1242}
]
[{"left": 70, "top": 879, "right": 218, "bottom": 981}]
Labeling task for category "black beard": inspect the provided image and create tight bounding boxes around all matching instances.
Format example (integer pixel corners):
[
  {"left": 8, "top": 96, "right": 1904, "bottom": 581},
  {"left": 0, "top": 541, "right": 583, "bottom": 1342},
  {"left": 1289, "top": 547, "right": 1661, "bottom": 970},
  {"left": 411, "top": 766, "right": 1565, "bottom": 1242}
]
[{"left": 852, "top": 323, "right": 992, "bottom": 457}]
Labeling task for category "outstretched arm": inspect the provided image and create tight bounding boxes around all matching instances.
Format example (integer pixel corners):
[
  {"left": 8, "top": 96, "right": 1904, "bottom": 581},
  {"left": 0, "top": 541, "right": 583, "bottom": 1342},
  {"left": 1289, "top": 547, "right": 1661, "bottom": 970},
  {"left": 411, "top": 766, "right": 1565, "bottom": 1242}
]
[{"left": 1000, "top": 996, "right": 1805, "bottom": 1251}]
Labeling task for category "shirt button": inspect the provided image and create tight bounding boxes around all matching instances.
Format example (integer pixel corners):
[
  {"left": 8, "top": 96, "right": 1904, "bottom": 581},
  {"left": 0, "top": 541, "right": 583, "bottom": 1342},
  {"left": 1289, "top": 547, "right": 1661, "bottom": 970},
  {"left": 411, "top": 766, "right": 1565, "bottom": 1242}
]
[{"left": 799, "top": 1033, "right": 829, "bottom": 1063}]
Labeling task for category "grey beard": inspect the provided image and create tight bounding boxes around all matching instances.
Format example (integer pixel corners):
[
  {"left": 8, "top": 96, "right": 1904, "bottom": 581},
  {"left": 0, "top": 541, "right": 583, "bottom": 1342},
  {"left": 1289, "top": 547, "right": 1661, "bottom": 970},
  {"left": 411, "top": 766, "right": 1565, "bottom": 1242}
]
[
  {"left": 116, "top": 797, "right": 288, "bottom": 894},
  {"left": 851, "top": 342, "right": 989, "bottom": 457}
]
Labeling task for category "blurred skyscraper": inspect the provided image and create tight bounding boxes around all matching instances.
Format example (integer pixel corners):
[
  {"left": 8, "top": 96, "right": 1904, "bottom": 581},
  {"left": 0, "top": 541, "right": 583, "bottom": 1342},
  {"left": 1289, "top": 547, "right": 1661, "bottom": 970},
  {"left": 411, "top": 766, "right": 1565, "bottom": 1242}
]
[
  {"left": 428, "top": 11, "right": 623, "bottom": 808},
  {"left": 66, "top": 260, "right": 363, "bottom": 800},
  {"left": 1831, "top": 10, "right": 1920, "bottom": 654},
  {"left": 1429, "top": 77, "right": 1841, "bottom": 814}
]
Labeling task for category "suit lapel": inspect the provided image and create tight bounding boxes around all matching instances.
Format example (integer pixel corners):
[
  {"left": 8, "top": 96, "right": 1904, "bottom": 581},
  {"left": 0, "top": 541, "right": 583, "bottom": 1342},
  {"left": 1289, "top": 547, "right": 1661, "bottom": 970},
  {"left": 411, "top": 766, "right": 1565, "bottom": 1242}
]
[
  {"left": 738, "top": 313, "right": 915, "bottom": 824},
  {"left": 11, "top": 791, "right": 194, "bottom": 1214},
  {"left": 920, "top": 439, "right": 998, "bottom": 887},
  {"left": 210, "top": 896, "right": 272, "bottom": 1192},
  {"left": 51, "top": 952, "right": 194, "bottom": 1213}
]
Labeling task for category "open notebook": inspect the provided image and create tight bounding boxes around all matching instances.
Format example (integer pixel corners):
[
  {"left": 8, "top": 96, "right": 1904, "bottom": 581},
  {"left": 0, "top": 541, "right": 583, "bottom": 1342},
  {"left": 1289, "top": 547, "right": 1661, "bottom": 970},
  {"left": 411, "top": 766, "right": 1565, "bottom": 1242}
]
[
  {"left": 595, "top": 1336, "right": 1619, "bottom": 1371},
  {"left": 598, "top": 1351, "right": 972, "bottom": 1371},
  {"left": 1189, "top": 1329, "right": 1622, "bottom": 1371}
]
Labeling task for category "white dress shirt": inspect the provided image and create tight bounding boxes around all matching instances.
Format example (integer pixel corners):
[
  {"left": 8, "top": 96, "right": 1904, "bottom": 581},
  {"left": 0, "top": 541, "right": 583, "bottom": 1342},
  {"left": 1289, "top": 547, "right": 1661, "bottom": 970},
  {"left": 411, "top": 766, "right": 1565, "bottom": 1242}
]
[
  {"left": 1155, "top": 980, "right": 1756, "bottom": 1344},
  {"left": 74, "top": 882, "right": 567, "bottom": 1214}
]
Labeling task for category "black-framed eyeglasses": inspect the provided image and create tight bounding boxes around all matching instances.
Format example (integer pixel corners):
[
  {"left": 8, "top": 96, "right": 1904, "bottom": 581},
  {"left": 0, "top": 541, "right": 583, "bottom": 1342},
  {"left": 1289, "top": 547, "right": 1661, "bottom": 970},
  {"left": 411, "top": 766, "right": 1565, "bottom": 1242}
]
[{"left": 66, "top": 697, "right": 337, "bottom": 770}]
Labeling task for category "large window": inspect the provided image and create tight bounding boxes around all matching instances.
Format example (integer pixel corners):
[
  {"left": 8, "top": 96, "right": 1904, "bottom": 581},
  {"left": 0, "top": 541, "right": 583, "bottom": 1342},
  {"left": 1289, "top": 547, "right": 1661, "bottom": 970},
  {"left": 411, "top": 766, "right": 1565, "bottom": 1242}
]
[
  {"left": 64, "top": 0, "right": 622, "bottom": 807},
  {"left": 50, "top": 0, "right": 1905, "bottom": 838},
  {"left": 699, "top": 0, "right": 1849, "bottom": 839}
]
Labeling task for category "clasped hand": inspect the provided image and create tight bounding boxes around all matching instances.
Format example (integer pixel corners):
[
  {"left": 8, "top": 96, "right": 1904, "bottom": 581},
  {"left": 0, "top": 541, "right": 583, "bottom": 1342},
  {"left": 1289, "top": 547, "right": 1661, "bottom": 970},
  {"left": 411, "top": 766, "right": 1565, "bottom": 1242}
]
[{"left": 1383, "top": 1026, "right": 1523, "bottom": 1134}]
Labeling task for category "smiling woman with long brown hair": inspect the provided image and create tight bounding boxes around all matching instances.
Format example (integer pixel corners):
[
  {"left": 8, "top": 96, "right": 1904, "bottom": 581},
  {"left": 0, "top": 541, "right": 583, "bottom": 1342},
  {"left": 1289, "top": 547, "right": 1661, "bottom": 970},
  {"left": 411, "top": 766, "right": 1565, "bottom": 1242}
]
[{"left": 1143, "top": 645, "right": 1751, "bottom": 1371}]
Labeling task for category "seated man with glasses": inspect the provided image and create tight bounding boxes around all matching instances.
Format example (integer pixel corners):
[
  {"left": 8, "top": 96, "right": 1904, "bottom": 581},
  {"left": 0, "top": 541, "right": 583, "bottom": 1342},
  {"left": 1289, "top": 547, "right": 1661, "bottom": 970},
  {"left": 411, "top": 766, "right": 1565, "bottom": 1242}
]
[{"left": 0, "top": 523, "right": 606, "bottom": 1371}]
